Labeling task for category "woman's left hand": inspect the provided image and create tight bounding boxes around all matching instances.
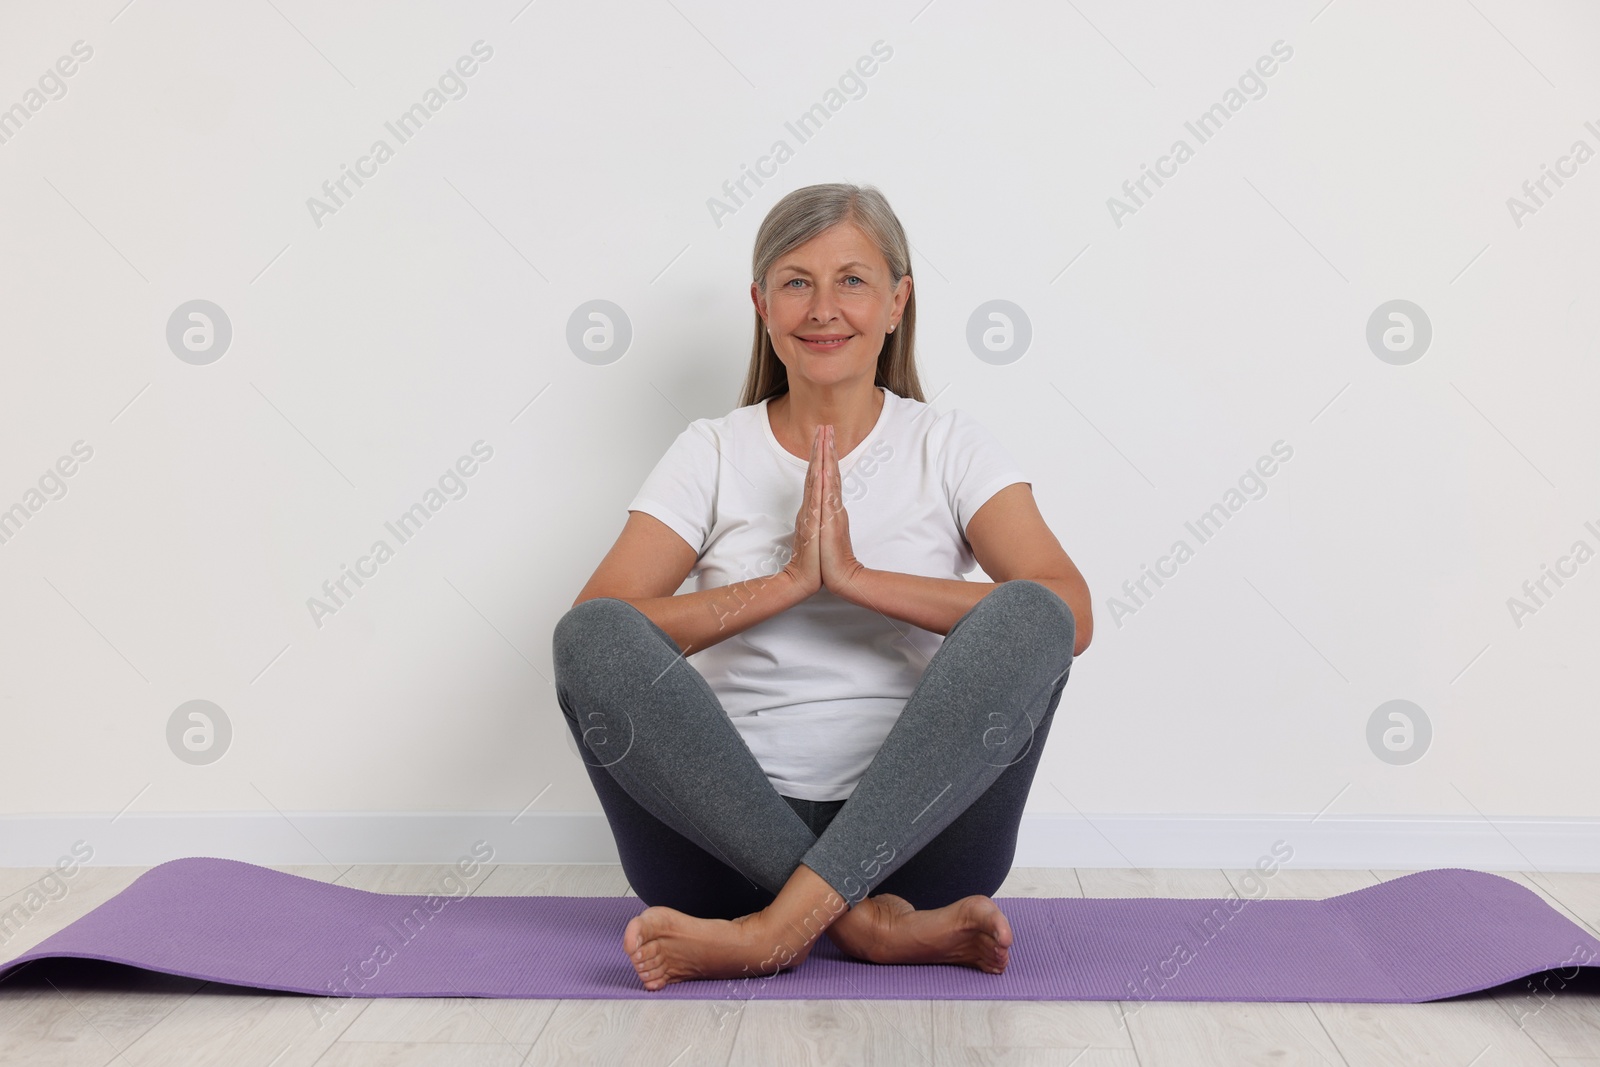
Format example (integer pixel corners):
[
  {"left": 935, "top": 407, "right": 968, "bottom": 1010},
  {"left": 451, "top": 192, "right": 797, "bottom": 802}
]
[{"left": 821, "top": 425, "right": 868, "bottom": 595}]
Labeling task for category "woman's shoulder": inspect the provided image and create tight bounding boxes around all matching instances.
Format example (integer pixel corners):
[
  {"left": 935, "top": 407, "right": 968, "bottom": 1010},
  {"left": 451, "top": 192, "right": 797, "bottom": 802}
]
[
  {"left": 882, "top": 389, "right": 979, "bottom": 442},
  {"left": 666, "top": 398, "right": 764, "bottom": 446}
]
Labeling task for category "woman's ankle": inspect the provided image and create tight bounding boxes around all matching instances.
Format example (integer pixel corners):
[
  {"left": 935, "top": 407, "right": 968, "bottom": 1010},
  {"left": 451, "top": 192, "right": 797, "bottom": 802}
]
[{"left": 752, "top": 864, "right": 851, "bottom": 962}]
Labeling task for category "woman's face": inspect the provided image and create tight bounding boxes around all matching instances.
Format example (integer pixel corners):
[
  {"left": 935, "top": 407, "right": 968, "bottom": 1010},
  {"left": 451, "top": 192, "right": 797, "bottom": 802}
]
[{"left": 752, "top": 222, "right": 911, "bottom": 391}]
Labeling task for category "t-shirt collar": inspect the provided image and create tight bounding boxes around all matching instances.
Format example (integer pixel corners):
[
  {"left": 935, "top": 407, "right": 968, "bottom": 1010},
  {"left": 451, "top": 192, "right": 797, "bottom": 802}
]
[{"left": 759, "top": 386, "right": 891, "bottom": 471}]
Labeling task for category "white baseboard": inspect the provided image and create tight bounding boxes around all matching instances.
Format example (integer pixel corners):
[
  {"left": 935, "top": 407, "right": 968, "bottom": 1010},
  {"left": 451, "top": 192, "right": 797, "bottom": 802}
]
[
  {"left": 2, "top": 812, "right": 1598, "bottom": 872},
  {"left": 1011, "top": 813, "right": 1600, "bottom": 871}
]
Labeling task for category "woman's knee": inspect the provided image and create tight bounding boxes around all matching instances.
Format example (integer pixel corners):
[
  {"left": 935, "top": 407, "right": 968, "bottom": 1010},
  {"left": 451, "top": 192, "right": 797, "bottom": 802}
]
[
  {"left": 989, "top": 579, "right": 1076, "bottom": 650},
  {"left": 554, "top": 595, "right": 631, "bottom": 648},
  {"left": 552, "top": 597, "right": 644, "bottom": 677}
]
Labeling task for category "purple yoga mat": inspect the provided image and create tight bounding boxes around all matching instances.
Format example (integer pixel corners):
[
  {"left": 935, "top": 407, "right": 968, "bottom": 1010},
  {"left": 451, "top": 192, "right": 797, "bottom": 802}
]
[{"left": 2, "top": 858, "right": 1595, "bottom": 1002}]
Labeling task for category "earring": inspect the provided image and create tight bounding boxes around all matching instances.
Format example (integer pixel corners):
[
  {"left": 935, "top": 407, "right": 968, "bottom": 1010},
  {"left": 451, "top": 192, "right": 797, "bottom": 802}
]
[{"left": 888, "top": 324, "right": 896, "bottom": 334}]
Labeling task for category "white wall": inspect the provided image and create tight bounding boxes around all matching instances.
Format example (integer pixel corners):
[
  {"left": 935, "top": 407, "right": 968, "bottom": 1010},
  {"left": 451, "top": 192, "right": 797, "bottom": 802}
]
[{"left": 2, "top": 1, "right": 1597, "bottom": 869}]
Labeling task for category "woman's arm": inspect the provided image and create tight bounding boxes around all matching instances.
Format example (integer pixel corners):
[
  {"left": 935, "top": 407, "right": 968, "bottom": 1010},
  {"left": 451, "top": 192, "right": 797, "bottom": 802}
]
[
  {"left": 835, "top": 484, "right": 1093, "bottom": 656},
  {"left": 572, "top": 511, "right": 811, "bottom": 656}
]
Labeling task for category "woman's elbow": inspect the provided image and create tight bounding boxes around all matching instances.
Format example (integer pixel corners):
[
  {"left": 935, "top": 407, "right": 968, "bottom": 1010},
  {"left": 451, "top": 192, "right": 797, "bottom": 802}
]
[
  {"left": 1067, "top": 581, "right": 1093, "bottom": 657},
  {"left": 1031, "top": 575, "right": 1091, "bottom": 656}
]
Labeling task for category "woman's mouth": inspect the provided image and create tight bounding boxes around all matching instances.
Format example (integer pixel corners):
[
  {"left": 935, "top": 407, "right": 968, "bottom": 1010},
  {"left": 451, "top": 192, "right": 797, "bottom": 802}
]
[{"left": 799, "top": 336, "right": 851, "bottom": 350}]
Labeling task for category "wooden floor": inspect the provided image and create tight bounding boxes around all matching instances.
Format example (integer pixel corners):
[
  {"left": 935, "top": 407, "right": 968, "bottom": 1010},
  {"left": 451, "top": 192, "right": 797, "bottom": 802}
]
[{"left": 1, "top": 863, "right": 1597, "bottom": 1066}]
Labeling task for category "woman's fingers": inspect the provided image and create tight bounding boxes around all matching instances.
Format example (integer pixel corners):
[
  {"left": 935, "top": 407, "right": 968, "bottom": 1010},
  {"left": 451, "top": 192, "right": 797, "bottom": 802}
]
[
  {"left": 822, "top": 424, "right": 841, "bottom": 516},
  {"left": 783, "top": 424, "right": 826, "bottom": 596},
  {"left": 791, "top": 426, "right": 822, "bottom": 587},
  {"left": 814, "top": 425, "right": 824, "bottom": 490},
  {"left": 827, "top": 425, "right": 837, "bottom": 506},
  {"left": 811, "top": 426, "right": 825, "bottom": 528},
  {"left": 804, "top": 430, "right": 815, "bottom": 516},
  {"left": 819, "top": 430, "right": 828, "bottom": 530}
]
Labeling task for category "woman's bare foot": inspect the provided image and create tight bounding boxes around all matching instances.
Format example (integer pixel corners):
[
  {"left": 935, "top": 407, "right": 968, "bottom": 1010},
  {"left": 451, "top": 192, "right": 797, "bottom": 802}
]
[
  {"left": 623, "top": 905, "right": 831, "bottom": 991},
  {"left": 826, "top": 893, "right": 1013, "bottom": 973}
]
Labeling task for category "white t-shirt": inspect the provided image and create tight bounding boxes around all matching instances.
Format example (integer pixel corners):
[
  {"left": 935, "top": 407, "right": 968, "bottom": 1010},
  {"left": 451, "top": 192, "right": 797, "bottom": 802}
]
[{"left": 625, "top": 385, "right": 1030, "bottom": 801}]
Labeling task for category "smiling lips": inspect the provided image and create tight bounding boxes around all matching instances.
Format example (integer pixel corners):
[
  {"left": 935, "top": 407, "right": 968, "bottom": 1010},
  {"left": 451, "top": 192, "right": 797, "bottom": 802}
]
[{"left": 799, "top": 335, "right": 851, "bottom": 350}]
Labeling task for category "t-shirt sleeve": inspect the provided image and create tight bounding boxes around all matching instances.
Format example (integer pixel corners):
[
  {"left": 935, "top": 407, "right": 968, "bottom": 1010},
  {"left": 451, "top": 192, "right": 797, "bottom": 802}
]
[
  {"left": 941, "top": 408, "right": 1031, "bottom": 538},
  {"left": 625, "top": 421, "right": 719, "bottom": 555}
]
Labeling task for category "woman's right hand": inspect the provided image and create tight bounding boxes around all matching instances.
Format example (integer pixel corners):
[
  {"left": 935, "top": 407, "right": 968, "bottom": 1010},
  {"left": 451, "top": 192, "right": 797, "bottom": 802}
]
[{"left": 781, "top": 425, "right": 824, "bottom": 597}]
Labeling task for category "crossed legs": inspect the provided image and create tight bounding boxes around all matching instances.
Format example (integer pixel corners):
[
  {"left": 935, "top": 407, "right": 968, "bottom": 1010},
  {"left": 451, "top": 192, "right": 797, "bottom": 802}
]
[{"left": 551, "top": 579, "right": 1075, "bottom": 988}]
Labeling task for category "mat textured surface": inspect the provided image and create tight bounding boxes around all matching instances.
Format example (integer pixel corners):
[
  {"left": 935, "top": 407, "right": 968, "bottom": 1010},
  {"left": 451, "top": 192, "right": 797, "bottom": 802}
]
[{"left": 2, "top": 858, "right": 1596, "bottom": 1002}]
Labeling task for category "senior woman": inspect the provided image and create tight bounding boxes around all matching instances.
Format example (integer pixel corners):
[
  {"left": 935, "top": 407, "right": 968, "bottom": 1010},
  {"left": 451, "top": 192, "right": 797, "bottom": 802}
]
[{"left": 552, "top": 182, "right": 1092, "bottom": 990}]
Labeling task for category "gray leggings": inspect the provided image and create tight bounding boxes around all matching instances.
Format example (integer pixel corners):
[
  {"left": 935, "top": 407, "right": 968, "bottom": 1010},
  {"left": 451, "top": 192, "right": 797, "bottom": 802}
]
[{"left": 551, "top": 579, "right": 1075, "bottom": 918}]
